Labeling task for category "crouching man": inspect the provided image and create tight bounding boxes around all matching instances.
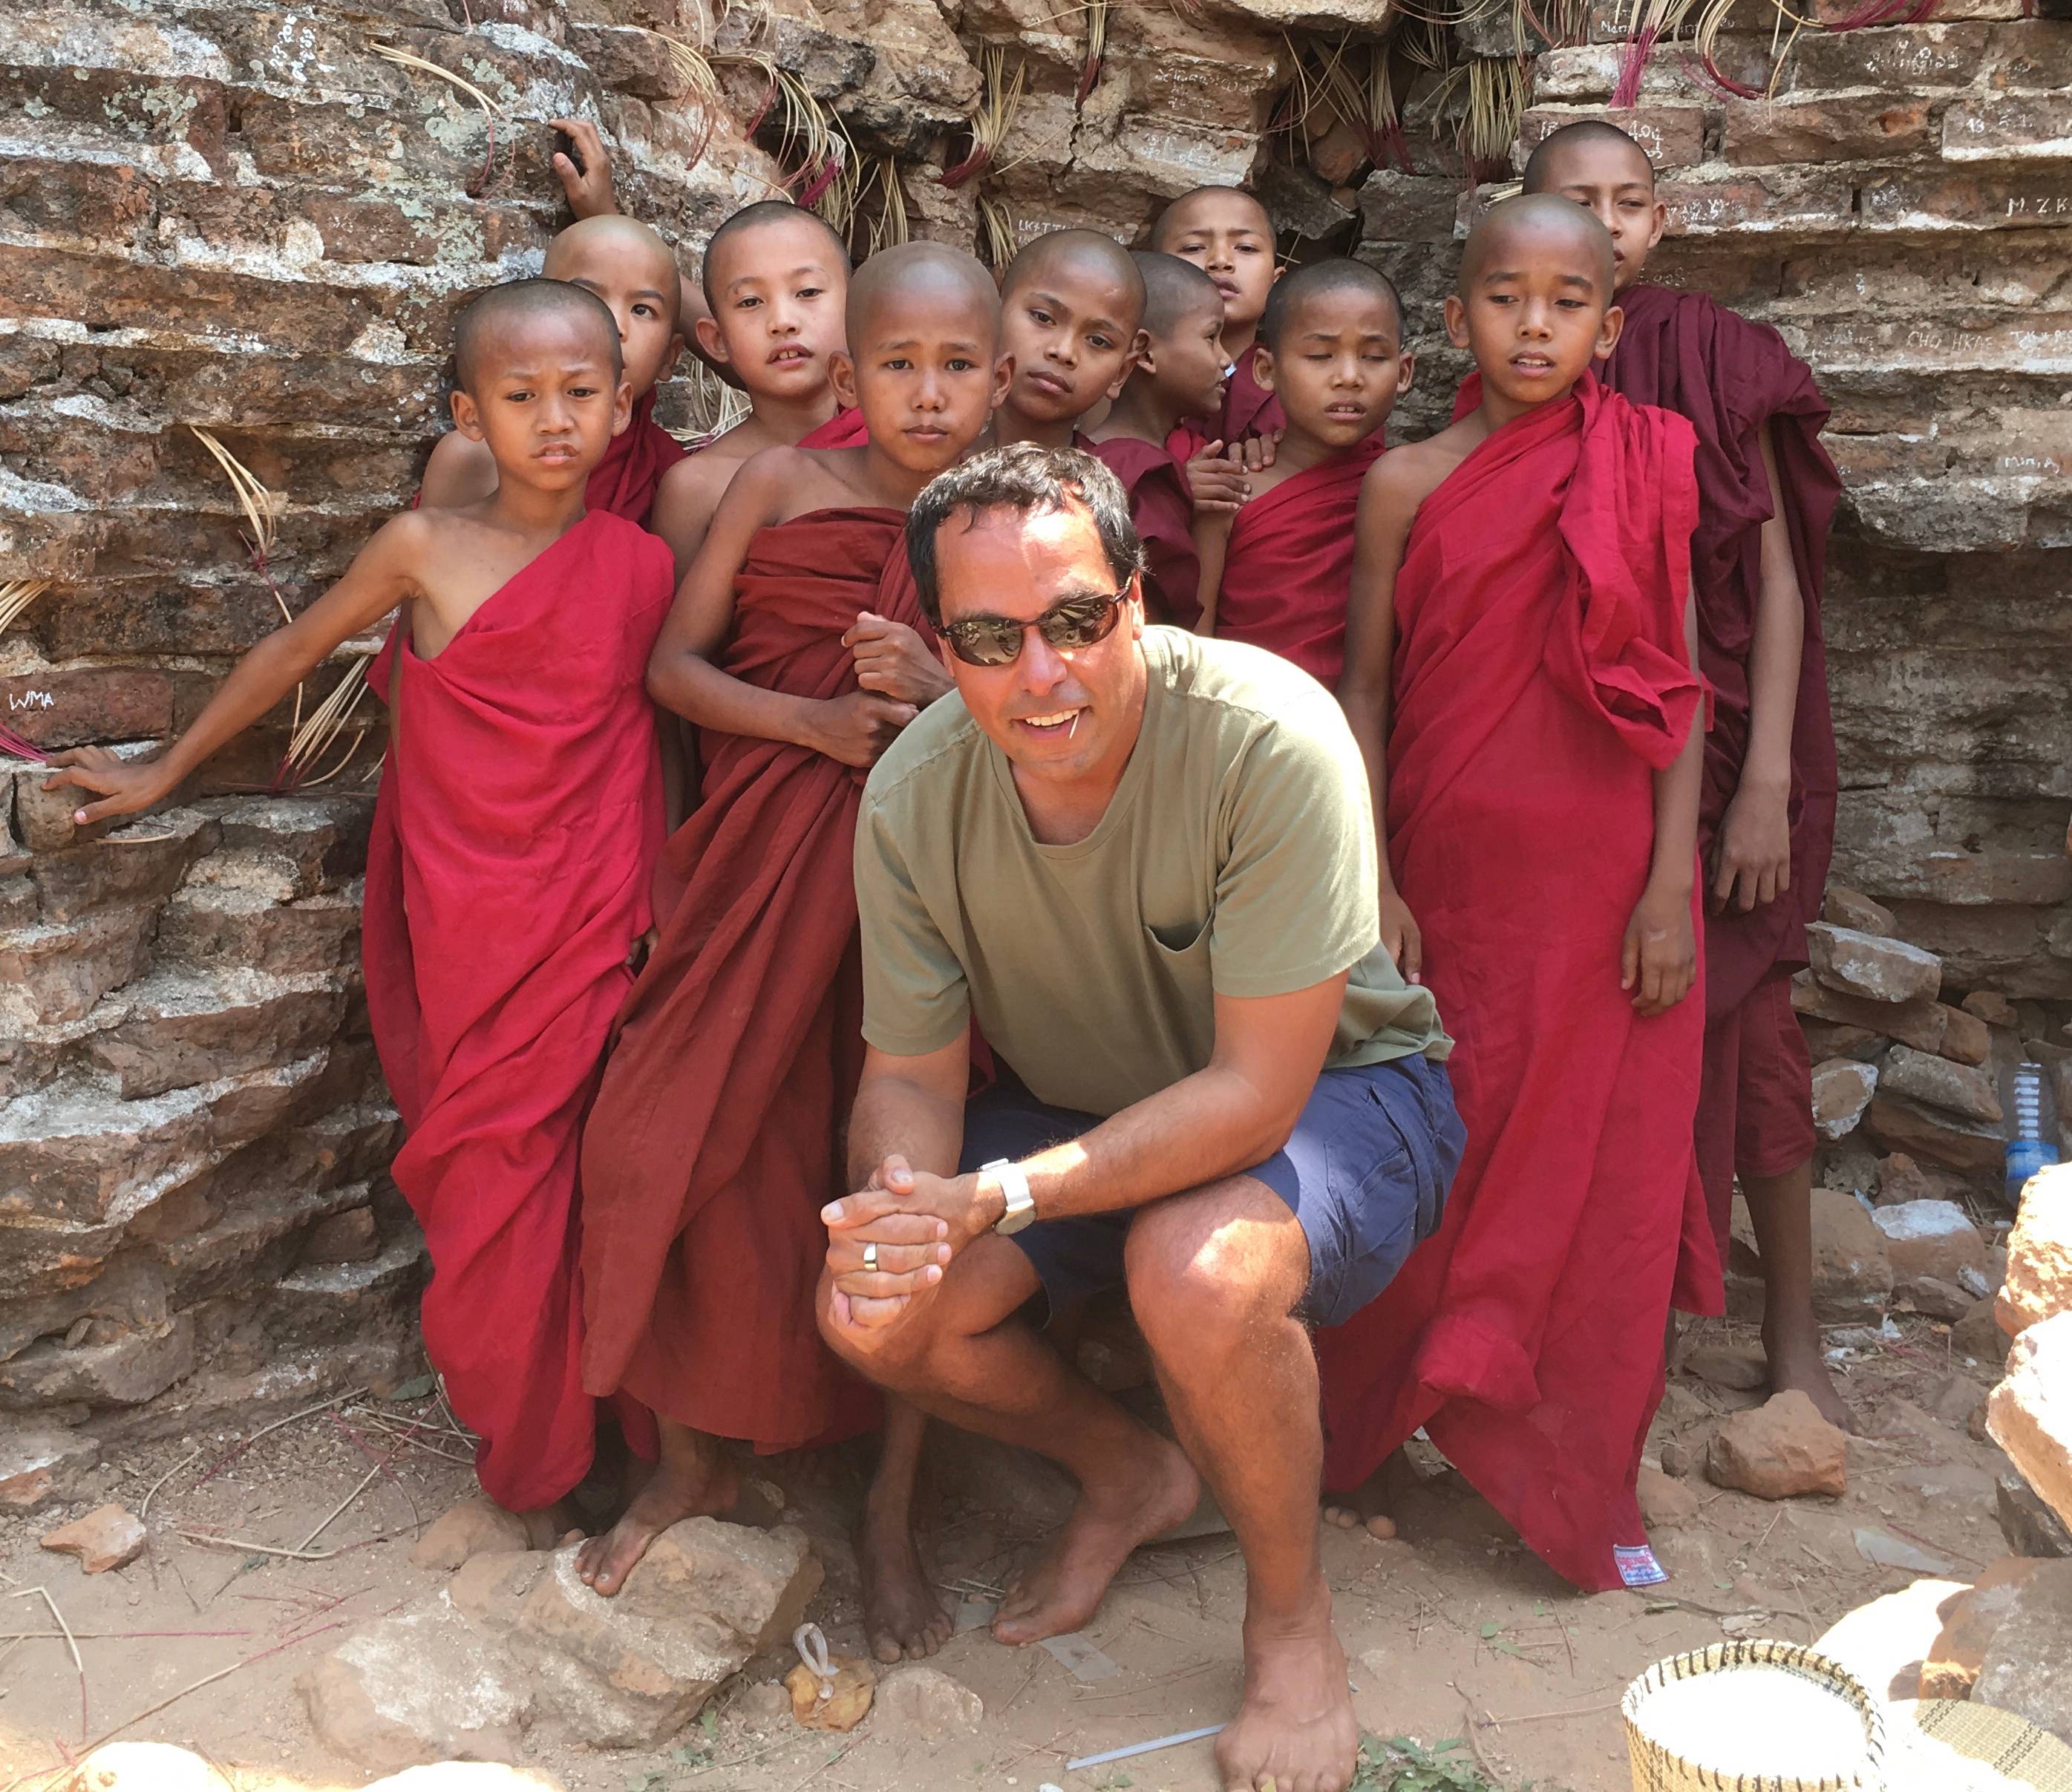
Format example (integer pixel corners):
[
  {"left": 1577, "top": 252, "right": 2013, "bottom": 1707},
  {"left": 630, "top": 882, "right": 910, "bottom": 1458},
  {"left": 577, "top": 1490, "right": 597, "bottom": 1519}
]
[{"left": 817, "top": 443, "right": 1465, "bottom": 1792}]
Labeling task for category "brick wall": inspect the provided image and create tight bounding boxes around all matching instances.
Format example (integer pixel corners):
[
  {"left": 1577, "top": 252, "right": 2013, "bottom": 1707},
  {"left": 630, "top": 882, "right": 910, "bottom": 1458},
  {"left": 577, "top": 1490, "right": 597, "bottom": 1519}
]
[{"left": 2, "top": 0, "right": 2068, "bottom": 1450}]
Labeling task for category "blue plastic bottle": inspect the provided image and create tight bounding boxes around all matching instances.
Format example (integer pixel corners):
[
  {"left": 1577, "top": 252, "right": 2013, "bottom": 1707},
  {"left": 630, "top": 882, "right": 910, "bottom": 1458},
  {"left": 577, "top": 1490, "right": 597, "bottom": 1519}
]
[{"left": 2004, "top": 1059, "right": 2062, "bottom": 1203}]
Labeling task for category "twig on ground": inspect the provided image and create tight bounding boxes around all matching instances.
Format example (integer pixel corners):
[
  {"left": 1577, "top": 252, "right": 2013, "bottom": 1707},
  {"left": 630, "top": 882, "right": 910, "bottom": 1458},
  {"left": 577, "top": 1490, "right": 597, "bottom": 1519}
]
[
  {"left": 140, "top": 1446, "right": 203, "bottom": 1523},
  {"left": 0, "top": 1629, "right": 249, "bottom": 1641},
  {"left": 1462, "top": 1692, "right": 1506, "bottom": 1785},
  {"left": 178, "top": 1531, "right": 351, "bottom": 1563},
  {"left": 1483, "top": 1698, "right": 1621, "bottom": 1725},
  {"left": 330, "top": 1415, "right": 420, "bottom": 1529},
  {"left": 9, "top": 1588, "right": 85, "bottom": 1742}
]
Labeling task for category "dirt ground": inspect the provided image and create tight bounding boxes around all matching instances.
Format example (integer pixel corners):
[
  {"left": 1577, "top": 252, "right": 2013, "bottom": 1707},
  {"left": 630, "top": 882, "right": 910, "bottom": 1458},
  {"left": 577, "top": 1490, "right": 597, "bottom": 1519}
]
[{"left": 0, "top": 1310, "right": 2016, "bottom": 1792}]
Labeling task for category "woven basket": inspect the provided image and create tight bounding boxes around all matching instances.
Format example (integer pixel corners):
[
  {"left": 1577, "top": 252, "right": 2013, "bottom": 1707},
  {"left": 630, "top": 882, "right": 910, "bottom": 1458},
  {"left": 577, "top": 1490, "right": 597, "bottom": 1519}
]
[
  {"left": 1624, "top": 1641, "right": 1886, "bottom": 1791},
  {"left": 1891, "top": 1699, "right": 2072, "bottom": 1792}
]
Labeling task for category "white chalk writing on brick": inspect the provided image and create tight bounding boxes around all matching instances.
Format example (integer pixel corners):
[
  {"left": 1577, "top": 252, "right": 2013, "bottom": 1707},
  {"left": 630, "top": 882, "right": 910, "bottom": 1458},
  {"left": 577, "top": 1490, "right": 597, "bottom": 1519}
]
[{"left": 7, "top": 690, "right": 53, "bottom": 712}]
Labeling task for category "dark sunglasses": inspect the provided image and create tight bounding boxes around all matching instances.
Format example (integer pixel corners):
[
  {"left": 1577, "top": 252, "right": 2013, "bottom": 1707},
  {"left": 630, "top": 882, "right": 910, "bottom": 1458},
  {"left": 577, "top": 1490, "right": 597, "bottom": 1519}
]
[{"left": 939, "top": 586, "right": 1132, "bottom": 668}]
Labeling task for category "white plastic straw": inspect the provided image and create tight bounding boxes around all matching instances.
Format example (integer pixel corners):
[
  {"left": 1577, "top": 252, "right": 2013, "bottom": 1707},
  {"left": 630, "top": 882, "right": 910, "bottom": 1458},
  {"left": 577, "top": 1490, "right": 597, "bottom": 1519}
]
[{"left": 1065, "top": 1722, "right": 1226, "bottom": 1771}]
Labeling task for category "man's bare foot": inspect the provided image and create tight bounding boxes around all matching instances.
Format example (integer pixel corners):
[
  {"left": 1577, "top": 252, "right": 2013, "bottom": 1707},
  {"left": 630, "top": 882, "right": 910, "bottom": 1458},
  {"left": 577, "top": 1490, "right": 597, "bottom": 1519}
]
[
  {"left": 860, "top": 1500, "right": 952, "bottom": 1664},
  {"left": 993, "top": 1431, "right": 1198, "bottom": 1646},
  {"left": 1765, "top": 1321, "right": 1854, "bottom": 1433},
  {"left": 1215, "top": 1586, "right": 1359, "bottom": 1792},
  {"left": 1321, "top": 1447, "right": 1416, "bottom": 1540},
  {"left": 576, "top": 1425, "right": 737, "bottom": 1597}
]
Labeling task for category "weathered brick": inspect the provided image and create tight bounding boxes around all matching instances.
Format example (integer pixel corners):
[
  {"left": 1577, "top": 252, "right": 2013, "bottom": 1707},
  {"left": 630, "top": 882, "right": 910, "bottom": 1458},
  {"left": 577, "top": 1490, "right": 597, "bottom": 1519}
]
[
  {"left": 27, "top": 809, "right": 216, "bottom": 925},
  {"left": 0, "top": 905, "right": 154, "bottom": 1028},
  {"left": 86, "top": 968, "right": 348, "bottom": 1099},
  {"left": 1359, "top": 171, "right": 1473, "bottom": 244},
  {"left": 1518, "top": 103, "right": 1707, "bottom": 173},
  {"left": 1722, "top": 95, "right": 1932, "bottom": 167},
  {"left": 1944, "top": 94, "right": 2072, "bottom": 163},
  {"left": 1860, "top": 169, "right": 2072, "bottom": 232},
  {"left": 1660, "top": 169, "right": 1854, "bottom": 238},
  {"left": 0, "top": 157, "right": 155, "bottom": 246},
  {"left": 1774, "top": 22, "right": 2001, "bottom": 94},
  {"left": 0, "top": 670, "right": 172, "bottom": 751}
]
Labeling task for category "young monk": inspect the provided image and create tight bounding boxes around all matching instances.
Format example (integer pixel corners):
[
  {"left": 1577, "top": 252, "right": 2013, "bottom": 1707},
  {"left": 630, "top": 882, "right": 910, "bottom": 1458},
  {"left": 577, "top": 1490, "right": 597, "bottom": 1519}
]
[
  {"left": 990, "top": 229, "right": 1146, "bottom": 452},
  {"left": 1150, "top": 186, "right": 1284, "bottom": 448},
  {"left": 1525, "top": 119, "right": 1846, "bottom": 1427},
  {"left": 1200, "top": 259, "right": 1409, "bottom": 686},
  {"left": 1317, "top": 197, "right": 1719, "bottom": 1592},
  {"left": 1083, "top": 252, "right": 1227, "bottom": 627},
  {"left": 419, "top": 214, "right": 686, "bottom": 524},
  {"left": 45, "top": 283, "right": 675, "bottom": 1531},
  {"left": 648, "top": 201, "right": 869, "bottom": 578},
  {"left": 573, "top": 246, "right": 1010, "bottom": 1635}
]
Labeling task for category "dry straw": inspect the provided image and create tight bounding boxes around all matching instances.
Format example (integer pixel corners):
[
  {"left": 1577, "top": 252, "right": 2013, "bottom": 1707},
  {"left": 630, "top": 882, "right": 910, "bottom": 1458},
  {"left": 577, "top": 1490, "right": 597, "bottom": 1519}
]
[{"left": 942, "top": 47, "right": 1026, "bottom": 188}]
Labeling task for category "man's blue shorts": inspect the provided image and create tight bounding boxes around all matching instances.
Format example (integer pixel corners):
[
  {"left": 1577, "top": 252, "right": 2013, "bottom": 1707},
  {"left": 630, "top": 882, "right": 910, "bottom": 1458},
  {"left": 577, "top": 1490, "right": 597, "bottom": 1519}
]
[{"left": 958, "top": 1054, "right": 1465, "bottom": 1330}]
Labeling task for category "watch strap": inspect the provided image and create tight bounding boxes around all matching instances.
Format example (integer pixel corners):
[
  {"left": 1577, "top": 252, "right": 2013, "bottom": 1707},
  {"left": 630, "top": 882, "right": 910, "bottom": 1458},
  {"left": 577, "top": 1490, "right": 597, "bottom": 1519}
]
[{"left": 982, "top": 1157, "right": 1036, "bottom": 1235}]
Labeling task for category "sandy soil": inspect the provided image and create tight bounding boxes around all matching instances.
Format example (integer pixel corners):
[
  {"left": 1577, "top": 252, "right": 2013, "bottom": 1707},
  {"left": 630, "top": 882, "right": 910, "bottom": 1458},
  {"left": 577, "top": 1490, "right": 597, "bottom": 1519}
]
[{"left": 0, "top": 1310, "right": 2014, "bottom": 1792}]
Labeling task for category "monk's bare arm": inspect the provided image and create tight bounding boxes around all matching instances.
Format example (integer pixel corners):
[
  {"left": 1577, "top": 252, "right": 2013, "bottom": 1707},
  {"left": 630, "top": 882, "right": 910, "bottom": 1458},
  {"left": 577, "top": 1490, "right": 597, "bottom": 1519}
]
[
  {"left": 649, "top": 451, "right": 738, "bottom": 583},
  {"left": 46, "top": 514, "right": 425, "bottom": 823},
  {"left": 826, "top": 979, "right": 1347, "bottom": 1325},
  {"left": 646, "top": 451, "right": 916, "bottom": 767},
  {"left": 1624, "top": 587, "right": 1704, "bottom": 1016},
  {"left": 418, "top": 430, "right": 498, "bottom": 509},
  {"left": 1192, "top": 511, "right": 1231, "bottom": 635},
  {"left": 1711, "top": 419, "right": 1803, "bottom": 915}
]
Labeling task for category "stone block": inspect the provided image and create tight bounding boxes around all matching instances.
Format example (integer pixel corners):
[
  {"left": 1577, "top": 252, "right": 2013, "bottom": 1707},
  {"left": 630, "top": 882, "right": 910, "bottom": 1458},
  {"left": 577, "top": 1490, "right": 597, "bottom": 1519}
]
[
  {"left": 1517, "top": 104, "right": 1705, "bottom": 172},
  {"left": 0, "top": 670, "right": 172, "bottom": 752},
  {"left": 1808, "top": 1186, "right": 1894, "bottom": 1323},
  {"left": 1791, "top": 972, "right": 1950, "bottom": 1056},
  {"left": 1808, "top": 923, "right": 1943, "bottom": 1006},
  {"left": 301, "top": 1206, "right": 380, "bottom": 1265},
  {"left": 1938, "top": 1004, "right": 1993, "bottom": 1068},
  {"left": 411, "top": 1497, "right": 533, "bottom": 1573},
  {"left": 1953, "top": 1298, "right": 2012, "bottom": 1367},
  {"left": 1812, "top": 1057, "right": 1877, "bottom": 1140},
  {"left": 1999, "top": 1162, "right": 2072, "bottom": 1338},
  {"left": 1359, "top": 171, "right": 1470, "bottom": 244},
  {"left": 1866, "top": 1093, "right": 2005, "bottom": 1174},
  {"left": 27, "top": 809, "right": 215, "bottom": 925},
  {"left": 1879, "top": 1045, "right": 2002, "bottom": 1126},
  {"left": 301, "top": 1595, "right": 533, "bottom": 1773},
  {"left": 871, "top": 1664, "right": 983, "bottom": 1743},
  {"left": 1988, "top": 1310, "right": 2072, "bottom": 1534},
  {"left": 1660, "top": 169, "right": 1855, "bottom": 239},
  {"left": 1944, "top": 93, "right": 2072, "bottom": 162},
  {"left": 1860, "top": 169, "right": 2072, "bottom": 232},
  {"left": 0, "top": 1313, "right": 195, "bottom": 1410},
  {"left": 0, "top": 905, "right": 154, "bottom": 1028},
  {"left": 263, "top": 1232, "right": 426, "bottom": 1353},
  {"left": 1874, "top": 1151, "right": 1980, "bottom": 1209},
  {"left": 1826, "top": 886, "right": 1897, "bottom": 937},
  {"left": 0, "top": 1425, "right": 102, "bottom": 1510},
  {"left": 40, "top": 1501, "right": 146, "bottom": 1573},
  {"left": 1921, "top": 1556, "right": 2058, "bottom": 1699},
  {"left": 510, "top": 1521, "right": 821, "bottom": 1747},
  {"left": 1722, "top": 94, "right": 1931, "bottom": 166},
  {"left": 1972, "top": 1557, "right": 2072, "bottom": 1744},
  {"left": 1872, "top": 1200, "right": 1988, "bottom": 1312},
  {"left": 1803, "top": 1019, "right": 1883, "bottom": 1063},
  {"left": 1999, "top": 1469, "right": 2072, "bottom": 1559},
  {"left": 1707, "top": 1390, "right": 1849, "bottom": 1500},
  {"left": 83, "top": 967, "right": 347, "bottom": 1100},
  {"left": 1964, "top": 990, "right": 2021, "bottom": 1028}
]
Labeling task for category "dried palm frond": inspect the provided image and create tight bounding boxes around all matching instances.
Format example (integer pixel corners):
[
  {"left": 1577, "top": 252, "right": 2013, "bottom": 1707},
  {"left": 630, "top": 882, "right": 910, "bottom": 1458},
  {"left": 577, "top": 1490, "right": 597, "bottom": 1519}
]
[
  {"left": 978, "top": 194, "right": 1024, "bottom": 270},
  {"left": 1317, "top": 39, "right": 1415, "bottom": 174},
  {"left": 1076, "top": 0, "right": 1108, "bottom": 108},
  {"left": 1422, "top": 53, "right": 1530, "bottom": 164},
  {"left": 275, "top": 656, "right": 377, "bottom": 794},
  {"left": 944, "top": 48, "right": 1027, "bottom": 187},
  {"left": 189, "top": 427, "right": 284, "bottom": 582},
  {"left": 369, "top": 40, "right": 508, "bottom": 196},
  {"left": 858, "top": 157, "right": 911, "bottom": 256},
  {"left": 0, "top": 580, "right": 50, "bottom": 636},
  {"left": 656, "top": 32, "right": 725, "bottom": 171},
  {"left": 715, "top": 50, "right": 854, "bottom": 213}
]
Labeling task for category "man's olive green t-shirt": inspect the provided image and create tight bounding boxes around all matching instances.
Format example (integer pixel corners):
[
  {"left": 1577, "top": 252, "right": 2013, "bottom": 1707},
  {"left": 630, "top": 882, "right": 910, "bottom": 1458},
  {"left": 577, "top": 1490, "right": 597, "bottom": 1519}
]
[{"left": 854, "top": 628, "right": 1451, "bottom": 1117}]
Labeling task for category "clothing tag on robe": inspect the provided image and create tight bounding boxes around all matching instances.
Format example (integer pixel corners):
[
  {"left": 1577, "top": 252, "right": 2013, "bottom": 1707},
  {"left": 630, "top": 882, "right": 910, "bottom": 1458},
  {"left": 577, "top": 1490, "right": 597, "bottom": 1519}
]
[{"left": 1614, "top": 1543, "right": 1667, "bottom": 1589}]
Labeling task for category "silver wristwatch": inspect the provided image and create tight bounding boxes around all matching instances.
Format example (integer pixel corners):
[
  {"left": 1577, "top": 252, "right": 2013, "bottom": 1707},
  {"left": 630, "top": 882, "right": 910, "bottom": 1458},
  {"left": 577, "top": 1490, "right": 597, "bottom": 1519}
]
[{"left": 982, "top": 1158, "right": 1036, "bottom": 1235}]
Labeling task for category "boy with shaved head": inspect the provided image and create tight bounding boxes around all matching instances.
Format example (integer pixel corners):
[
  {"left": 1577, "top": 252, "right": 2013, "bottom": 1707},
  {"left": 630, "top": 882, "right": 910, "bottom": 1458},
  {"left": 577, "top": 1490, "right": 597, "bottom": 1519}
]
[
  {"left": 421, "top": 213, "right": 687, "bottom": 524},
  {"left": 1201, "top": 258, "right": 1409, "bottom": 684},
  {"left": 48, "top": 282, "right": 676, "bottom": 1529},
  {"left": 648, "top": 200, "right": 869, "bottom": 575},
  {"left": 1526, "top": 119, "right": 1847, "bottom": 1427},
  {"left": 1084, "top": 252, "right": 1226, "bottom": 627},
  {"left": 575, "top": 245, "right": 1009, "bottom": 1634},
  {"left": 1149, "top": 186, "right": 1285, "bottom": 446},
  {"left": 992, "top": 228, "right": 1147, "bottom": 451},
  {"left": 1319, "top": 197, "right": 1719, "bottom": 1592}
]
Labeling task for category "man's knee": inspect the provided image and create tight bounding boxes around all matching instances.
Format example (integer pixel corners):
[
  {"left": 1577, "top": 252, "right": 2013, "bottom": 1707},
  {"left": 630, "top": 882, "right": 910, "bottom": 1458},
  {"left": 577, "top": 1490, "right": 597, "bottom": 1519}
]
[{"left": 1124, "top": 1180, "right": 1304, "bottom": 1357}]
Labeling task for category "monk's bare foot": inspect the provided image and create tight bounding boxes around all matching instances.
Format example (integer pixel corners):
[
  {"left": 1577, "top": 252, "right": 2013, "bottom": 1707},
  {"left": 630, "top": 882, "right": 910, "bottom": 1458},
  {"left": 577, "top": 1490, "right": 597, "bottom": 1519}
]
[
  {"left": 576, "top": 1424, "right": 736, "bottom": 1597},
  {"left": 1765, "top": 1317, "right": 1854, "bottom": 1433},
  {"left": 860, "top": 1501, "right": 952, "bottom": 1664},
  {"left": 1215, "top": 1586, "right": 1359, "bottom": 1792},
  {"left": 1322, "top": 1447, "right": 1414, "bottom": 1540},
  {"left": 993, "top": 1431, "right": 1198, "bottom": 1646}
]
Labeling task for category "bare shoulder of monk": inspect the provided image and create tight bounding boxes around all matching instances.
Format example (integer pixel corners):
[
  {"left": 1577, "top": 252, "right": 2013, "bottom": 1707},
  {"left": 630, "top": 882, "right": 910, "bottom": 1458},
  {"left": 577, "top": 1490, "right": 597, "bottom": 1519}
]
[
  {"left": 1361, "top": 426, "right": 1473, "bottom": 527},
  {"left": 402, "top": 502, "right": 568, "bottom": 658},
  {"left": 766, "top": 442, "right": 897, "bottom": 522}
]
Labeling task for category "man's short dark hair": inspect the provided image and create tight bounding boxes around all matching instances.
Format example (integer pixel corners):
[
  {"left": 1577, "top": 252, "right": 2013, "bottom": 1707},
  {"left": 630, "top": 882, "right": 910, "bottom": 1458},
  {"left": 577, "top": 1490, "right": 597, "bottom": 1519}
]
[{"left": 906, "top": 444, "right": 1146, "bottom": 628}]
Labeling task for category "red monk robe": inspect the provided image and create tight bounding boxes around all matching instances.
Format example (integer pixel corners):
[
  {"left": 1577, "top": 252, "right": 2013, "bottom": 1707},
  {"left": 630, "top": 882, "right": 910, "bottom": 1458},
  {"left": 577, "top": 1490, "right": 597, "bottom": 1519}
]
[
  {"left": 1212, "top": 433, "right": 1384, "bottom": 685},
  {"left": 361, "top": 511, "right": 674, "bottom": 1509},
  {"left": 578, "top": 509, "right": 924, "bottom": 1447},
  {"left": 1088, "top": 436, "right": 1201, "bottom": 627},
  {"left": 1600, "top": 287, "right": 1841, "bottom": 1245},
  {"left": 1316, "top": 376, "right": 1719, "bottom": 1592}
]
